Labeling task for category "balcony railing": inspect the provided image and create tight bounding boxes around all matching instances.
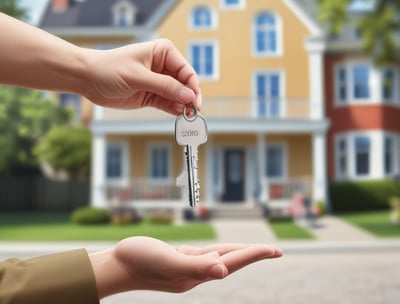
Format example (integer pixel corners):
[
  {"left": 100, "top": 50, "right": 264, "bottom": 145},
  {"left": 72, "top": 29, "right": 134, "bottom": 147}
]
[
  {"left": 264, "top": 177, "right": 312, "bottom": 201},
  {"left": 106, "top": 178, "right": 181, "bottom": 204},
  {"left": 100, "top": 97, "right": 314, "bottom": 121}
]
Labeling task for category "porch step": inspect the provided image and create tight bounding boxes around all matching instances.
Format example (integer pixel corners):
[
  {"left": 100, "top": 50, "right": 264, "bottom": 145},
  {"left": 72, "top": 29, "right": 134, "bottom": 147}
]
[{"left": 212, "top": 204, "right": 265, "bottom": 219}]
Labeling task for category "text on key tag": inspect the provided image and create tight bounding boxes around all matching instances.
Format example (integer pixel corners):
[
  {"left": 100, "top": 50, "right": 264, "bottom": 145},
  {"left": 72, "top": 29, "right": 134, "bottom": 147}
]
[{"left": 175, "top": 109, "right": 208, "bottom": 146}]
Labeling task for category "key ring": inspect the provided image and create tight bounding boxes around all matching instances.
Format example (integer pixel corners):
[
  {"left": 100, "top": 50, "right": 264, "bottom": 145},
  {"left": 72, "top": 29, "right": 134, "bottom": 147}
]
[{"left": 183, "top": 104, "right": 198, "bottom": 121}]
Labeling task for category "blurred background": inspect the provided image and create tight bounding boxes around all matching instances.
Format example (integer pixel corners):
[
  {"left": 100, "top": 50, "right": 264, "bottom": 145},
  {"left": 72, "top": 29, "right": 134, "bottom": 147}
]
[{"left": 0, "top": 0, "right": 399, "bottom": 303}]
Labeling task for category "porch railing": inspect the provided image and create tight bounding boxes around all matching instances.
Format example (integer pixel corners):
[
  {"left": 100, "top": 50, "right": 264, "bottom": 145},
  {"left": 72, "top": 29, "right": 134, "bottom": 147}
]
[
  {"left": 106, "top": 178, "right": 181, "bottom": 203},
  {"left": 264, "top": 177, "right": 312, "bottom": 201}
]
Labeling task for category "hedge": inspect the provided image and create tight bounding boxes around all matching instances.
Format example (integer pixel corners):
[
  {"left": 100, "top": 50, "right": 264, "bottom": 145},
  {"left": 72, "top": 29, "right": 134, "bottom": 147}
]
[{"left": 329, "top": 179, "right": 400, "bottom": 213}]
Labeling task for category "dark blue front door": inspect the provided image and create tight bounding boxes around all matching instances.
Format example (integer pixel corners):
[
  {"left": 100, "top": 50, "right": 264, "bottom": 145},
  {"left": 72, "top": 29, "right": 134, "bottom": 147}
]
[{"left": 222, "top": 149, "right": 245, "bottom": 202}]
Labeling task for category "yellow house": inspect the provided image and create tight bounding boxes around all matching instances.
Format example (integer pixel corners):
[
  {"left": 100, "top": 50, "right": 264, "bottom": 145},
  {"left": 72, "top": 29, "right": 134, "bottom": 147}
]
[
  {"left": 90, "top": 0, "right": 329, "bottom": 211},
  {"left": 41, "top": 0, "right": 330, "bottom": 211}
]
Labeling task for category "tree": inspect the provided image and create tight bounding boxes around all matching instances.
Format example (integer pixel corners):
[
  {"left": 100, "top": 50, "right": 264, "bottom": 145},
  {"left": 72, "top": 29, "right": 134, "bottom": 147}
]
[
  {"left": 0, "top": 0, "right": 29, "bottom": 20},
  {"left": 317, "top": 0, "right": 400, "bottom": 65},
  {"left": 34, "top": 126, "right": 91, "bottom": 179},
  {"left": 0, "top": 87, "right": 71, "bottom": 175}
]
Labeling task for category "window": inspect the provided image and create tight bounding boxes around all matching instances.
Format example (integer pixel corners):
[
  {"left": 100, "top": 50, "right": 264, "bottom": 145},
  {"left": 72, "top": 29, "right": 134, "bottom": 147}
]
[
  {"left": 254, "top": 12, "right": 281, "bottom": 56},
  {"left": 255, "top": 71, "right": 282, "bottom": 118},
  {"left": 221, "top": 0, "right": 245, "bottom": 9},
  {"left": 112, "top": 0, "right": 136, "bottom": 27},
  {"left": 106, "top": 144, "right": 123, "bottom": 179},
  {"left": 60, "top": 93, "right": 80, "bottom": 120},
  {"left": 382, "top": 68, "right": 397, "bottom": 102},
  {"left": 352, "top": 65, "right": 370, "bottom": 99},
  {"left": 190, "top": 42, "right": 218, "bottom": 79},
  {"left": 384, "top": 136, "right": 395, "bottom": 175},
  {"left": 335, "top": 62, "right": 400, "bottom": 105},
  {"left": 337, "top": 138, "right": 348, "bottom": 178},
  {"left": 150, "top": 145, "right": 169, "bottom": 179},
  {"left": 266, "top": 145, "right": 285, "bottom": 179},
  {"left": 354, "top": 136, "right": 370, "bottom": 176},
  {"left": 191, "top": 6, "right": 214, "bottom": 29}
]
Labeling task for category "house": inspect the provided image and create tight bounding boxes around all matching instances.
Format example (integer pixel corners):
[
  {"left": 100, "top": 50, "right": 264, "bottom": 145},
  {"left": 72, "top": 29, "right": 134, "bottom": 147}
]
[
  {"left": 88, "top": 0, "right": 329, "bottom": 210},
  {"left": 40, "top": 0, "right": 400, "bottom": 212}
]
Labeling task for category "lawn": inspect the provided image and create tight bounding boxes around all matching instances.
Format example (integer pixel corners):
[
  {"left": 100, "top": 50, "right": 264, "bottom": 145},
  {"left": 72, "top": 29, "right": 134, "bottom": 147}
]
[
  {"left": 0, "top": 213, "right": 216, "bottom": 241},
  {"left": 339, "top": 210, "right": 400, "bottom": 238},
  {"left": 268, "top": 219, "right": 314, "bottom": 240}
]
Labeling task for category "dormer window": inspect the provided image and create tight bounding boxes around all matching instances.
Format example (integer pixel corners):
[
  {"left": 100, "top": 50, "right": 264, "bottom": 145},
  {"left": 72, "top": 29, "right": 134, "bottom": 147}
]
[{"left": 112, "top": 0, "right": 137, "bottom": 27}]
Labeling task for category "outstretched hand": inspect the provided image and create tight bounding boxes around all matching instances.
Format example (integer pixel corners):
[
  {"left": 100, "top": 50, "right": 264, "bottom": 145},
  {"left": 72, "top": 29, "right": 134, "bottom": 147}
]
[
  {"left": 83, "top": 39, "right": 201, "bottom": 115},
  {"left": 89, "top": 236, "right": 282, "bottom": 299}
]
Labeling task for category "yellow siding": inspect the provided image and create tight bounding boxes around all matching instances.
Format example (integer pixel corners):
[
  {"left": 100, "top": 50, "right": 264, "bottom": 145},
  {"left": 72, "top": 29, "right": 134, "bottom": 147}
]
[{"left": 159, "top": 0, "right": 311, "bottom": 100}]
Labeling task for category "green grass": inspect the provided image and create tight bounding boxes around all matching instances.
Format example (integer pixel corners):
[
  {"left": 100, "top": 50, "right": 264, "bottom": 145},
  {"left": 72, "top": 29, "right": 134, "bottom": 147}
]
[
  {"left": 268, "top": 219, "right": 314, "bottom": 240},
  {"left": 0, "top": 213, "right": 215, "bottom": 241},
  {"left": 340, "top": 210, "right": 400, "bottom": 238}
]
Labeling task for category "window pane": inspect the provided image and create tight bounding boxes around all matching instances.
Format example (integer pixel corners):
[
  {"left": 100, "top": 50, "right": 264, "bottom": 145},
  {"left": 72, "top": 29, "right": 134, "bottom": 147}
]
[
  {"left": 225, "top": 0, "right": 239, "bottom": 6},
  {"left": 353, "top": 66, "right": 370, "bottom": 99},
  {"left": 355, "top": 137, "right": 370, "bottom": 175},
  {"left": 193, "top": 7, "right": 211, "bottom": 28},
  {"left": 266, "top": 146, "right": 283, "bottom": 178},
  {"left": 106, "top": 145, "right": 122, "bottom": 178},
  {"left": 382, "top": 69, "right": 395, "bottom": 101},
  {"left": 337, "top": 67, "right": 347, "bottom": 103},
  {"left": 151, "top": 147, "right": 168, "bottom": 178},
  {"left": 338, "top": 139, "right": 347, "bottom": 177},
  {"left": 205, "top": 45, "right": 214, "bottom": 75},
  {"left": 255, "top": 13, "right": 277, "bottom": 54},
  {"left": 385, "top": 137, "right": 394, "bottom": 174}
]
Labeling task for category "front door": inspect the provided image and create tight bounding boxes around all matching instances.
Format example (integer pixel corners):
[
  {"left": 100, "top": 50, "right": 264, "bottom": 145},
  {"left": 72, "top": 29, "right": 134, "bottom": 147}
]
[{"left": 222, "top": 149, "right": 245, "bottom": 202}]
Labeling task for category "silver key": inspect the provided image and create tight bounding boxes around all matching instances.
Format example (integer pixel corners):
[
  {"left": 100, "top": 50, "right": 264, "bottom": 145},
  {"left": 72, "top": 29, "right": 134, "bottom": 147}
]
[{"left": 175, "top": 105, "right": 208, "bottom": 207}]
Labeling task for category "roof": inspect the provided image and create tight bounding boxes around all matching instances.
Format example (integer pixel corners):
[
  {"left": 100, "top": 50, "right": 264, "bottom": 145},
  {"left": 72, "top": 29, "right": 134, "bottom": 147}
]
[{"left": 40, "top": 0, "right": 176, "bottom": 29}]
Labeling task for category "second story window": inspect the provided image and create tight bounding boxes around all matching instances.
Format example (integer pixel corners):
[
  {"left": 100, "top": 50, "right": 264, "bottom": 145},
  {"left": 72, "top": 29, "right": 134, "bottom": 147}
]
[
  {"left": 382, "top": 68, "right": 398, "bottom": 103},
  {"left": 253, "top": 12, "right": 281, "bottom": 56},
  {"left": 189, "top": 42, "right": 218, "bottom": 80},
  {"left": 352, "top": 65, "right": 370, "bottom": 99},
  {"left": 191, "top": 6, "right": 215, "bottom": 29},
  {"left": 221, "top": 0, "right": 245, "bottom": 9},
  {"left": 254, "top": 71, "right": 283, "bottom": 118},
  {"left": 112, "top": 0, "right": 137, "bottom": 27}
]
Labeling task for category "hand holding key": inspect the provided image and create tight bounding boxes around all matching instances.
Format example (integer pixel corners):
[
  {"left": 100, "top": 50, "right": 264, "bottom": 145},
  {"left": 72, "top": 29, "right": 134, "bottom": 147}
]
[{"left": 175, "top": 105, "right": 208, "bottom": 207}]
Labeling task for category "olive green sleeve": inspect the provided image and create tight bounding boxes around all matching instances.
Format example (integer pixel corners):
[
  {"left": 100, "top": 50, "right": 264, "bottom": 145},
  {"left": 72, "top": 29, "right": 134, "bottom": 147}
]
[{"left": 0, "top": 249, "right": 99, "bottom": 304}]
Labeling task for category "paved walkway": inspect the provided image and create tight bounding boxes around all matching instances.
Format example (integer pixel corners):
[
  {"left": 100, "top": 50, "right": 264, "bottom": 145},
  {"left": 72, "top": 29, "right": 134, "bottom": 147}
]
[{"left": 210, "top": 215, "right": 376, "bottom": 244}]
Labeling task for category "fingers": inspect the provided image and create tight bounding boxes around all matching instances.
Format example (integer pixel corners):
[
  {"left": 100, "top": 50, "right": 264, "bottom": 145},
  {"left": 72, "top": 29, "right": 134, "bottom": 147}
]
[{"left": 219, "top": 244, "right": 282, "bottom": 275}]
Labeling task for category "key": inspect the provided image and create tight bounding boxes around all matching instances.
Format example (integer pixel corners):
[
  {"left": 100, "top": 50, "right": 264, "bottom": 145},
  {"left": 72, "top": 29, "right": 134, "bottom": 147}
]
[{"left": 175, "top": 105, "right": 208, "bottom": 207}]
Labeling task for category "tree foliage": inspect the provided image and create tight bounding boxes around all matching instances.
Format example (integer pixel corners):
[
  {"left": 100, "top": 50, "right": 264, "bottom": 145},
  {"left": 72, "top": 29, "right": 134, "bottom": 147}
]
[
  {"left": 0, "top": 0, "right": 28, "bottom": 20},
  {"left": 317, "top": 0, "right": 400, "bottom": 65},
  {"left": 34, "top": 126, "right": 91, "bottom": 179},
  {"left": 0, "top": 86, "right": 71, "bottom": 175}
]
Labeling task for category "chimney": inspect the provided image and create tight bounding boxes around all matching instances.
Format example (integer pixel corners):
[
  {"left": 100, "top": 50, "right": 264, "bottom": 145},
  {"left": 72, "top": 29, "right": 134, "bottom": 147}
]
[{"left": 52, "top": 0, "right": 70, "bottom": 13}]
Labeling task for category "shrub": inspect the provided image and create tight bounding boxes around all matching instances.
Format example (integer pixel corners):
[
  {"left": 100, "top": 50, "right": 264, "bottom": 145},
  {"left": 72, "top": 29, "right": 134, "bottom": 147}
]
[
  {"left": 71, "top": 207, "right": 111, "bottom": 225},
  {"left": 148, "top": 212, "right": 174, "bottom": 225},
  {"left": 329, "top": 179, "right": 400, "bottom": 213}
]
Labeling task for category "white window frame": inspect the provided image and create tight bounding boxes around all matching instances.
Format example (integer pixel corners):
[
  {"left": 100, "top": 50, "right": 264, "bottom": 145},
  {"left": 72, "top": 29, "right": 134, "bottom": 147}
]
[
  {"left": 189, "top": 6, "right": 217, "bottom": 30},
  {"left": 382, "top": 67, "right": 399, "bottom": 105},
  {"left": 147, "top": 143, "right": 171, "bottom": 181},
  {"left": 334, "top": 60, "right": 400, "bottom": 107},
  {"left": 220, "top": 0, "right": 246, "bottom": 10},
  {"left": 112, "top": 0, "right": 137, "bottom": 27},
  {"left": 188, "top": 40, "right": 219, "bottom": 81},
  {"left": 265, "top": 143, "right": 287, "bottom": 182},
  {"left": 106, "top": 141, "right": 130, "bottom": 186},
  {"left": 252, "top": 11, "right": 283, "bottom": 57},
  {"left": 252, "top": 69, "right": 286, "bottom": 118}
]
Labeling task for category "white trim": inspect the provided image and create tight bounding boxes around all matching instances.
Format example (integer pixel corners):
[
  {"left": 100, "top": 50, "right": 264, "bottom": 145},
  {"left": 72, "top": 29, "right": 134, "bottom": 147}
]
[
  {"left": 188, "top": 40, "right": 219, "bottom": 81},
  {"left": 333, "top": 130, "right": 400, "bottom": 181},
  {"left": 334, "top": 60, "right": 400, "bottom": 107},
  {"left": 106, "top": 141, "right": 130, "bottom": 186},
  {"left": 147, "top": 142, "right": 172, "bottom": 181},
  {"left": 312, "top": 132, "right": 327, "bottom": 203},
  {"left": 189, "top": 5, "right": 218, "bottom": 31},
  {"left": 91, "top": 133, "right": 106, "bottom": 207},
  {"left": 220, "top": 0, "right": 246, "bottom": 10},
  {"left": 282, "top": 0, "right": 322, "bottom": 35},
  {"left": 252, "top": 11, "right": 283, "bottom": 57}
]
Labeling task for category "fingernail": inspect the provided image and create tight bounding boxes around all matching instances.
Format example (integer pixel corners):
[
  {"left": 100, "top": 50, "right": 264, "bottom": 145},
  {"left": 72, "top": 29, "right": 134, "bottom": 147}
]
[
  {"left": 178, "top": 87, "right": 194, "bottom": 102},
  {"left": 210, "top": 264, "right": 227, "bottom": 279}
]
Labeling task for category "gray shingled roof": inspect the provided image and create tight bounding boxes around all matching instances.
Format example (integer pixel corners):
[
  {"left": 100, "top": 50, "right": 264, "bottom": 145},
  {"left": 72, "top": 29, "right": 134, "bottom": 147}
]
[{"left": 40, "top": 0, "right": 174, "bottom": 28}]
